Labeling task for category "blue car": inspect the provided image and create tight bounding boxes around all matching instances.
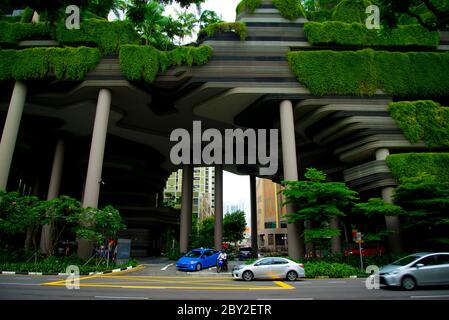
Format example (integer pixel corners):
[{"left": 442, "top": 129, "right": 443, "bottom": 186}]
[{"left": 176, "top": 248, "right": 220, "bottom": 271}]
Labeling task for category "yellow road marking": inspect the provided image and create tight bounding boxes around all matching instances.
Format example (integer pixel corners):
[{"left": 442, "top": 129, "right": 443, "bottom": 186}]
[
  {"left": 273, "top": 281, "right": 295, "bottom": 289},
  {"left": 42, "top": 283, "right": 289, "bottom": 290}
]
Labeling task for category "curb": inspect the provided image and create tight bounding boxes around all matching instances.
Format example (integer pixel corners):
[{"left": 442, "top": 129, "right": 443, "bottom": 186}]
[{"left": 0, "top": 265, "right": 137, "bottom": 276}]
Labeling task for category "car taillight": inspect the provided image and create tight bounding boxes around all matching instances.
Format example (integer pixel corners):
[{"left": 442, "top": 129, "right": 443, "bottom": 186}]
[{"left": 298, "top": 264, "right": 304, "bottom": 269}]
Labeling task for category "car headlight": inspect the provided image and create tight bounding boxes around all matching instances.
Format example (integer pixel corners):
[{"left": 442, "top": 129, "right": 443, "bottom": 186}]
[
  {"left": 233, "top": 265, "right": 244, "bottom": 270},
  {"left": 388, "top": 270, "right": 399, "bottom": 275},
  {"left": 189, "top": 261, "right": 197, "bottom": 264}
]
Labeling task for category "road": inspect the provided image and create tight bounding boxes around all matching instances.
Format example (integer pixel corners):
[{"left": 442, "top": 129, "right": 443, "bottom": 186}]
[{"left": 1, "top": 262, "right": 449, "bottom": 300}]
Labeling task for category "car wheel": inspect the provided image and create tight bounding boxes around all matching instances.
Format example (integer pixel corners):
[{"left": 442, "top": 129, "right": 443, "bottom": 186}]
[
  {"left": 242, "top": 270, "right": 254, "bottom": 281},
  {"left": 195, "top": 263, "right": 202, "bottom": 271},
  {"left": 286, "top": 270, "right": 298, "bottom": 281},
  {"left": 401, "top": 276, "right": 416, "bottom": 290}
]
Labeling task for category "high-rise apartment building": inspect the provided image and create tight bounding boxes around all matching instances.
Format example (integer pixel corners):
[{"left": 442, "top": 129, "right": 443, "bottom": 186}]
[{"left": 163, "top": 167, "right": 215, "bottom": 221}]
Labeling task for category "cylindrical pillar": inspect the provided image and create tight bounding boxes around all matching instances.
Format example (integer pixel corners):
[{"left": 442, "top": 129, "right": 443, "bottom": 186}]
[
  {"left": 82, "top": 89, "right": 111, "bottom": 208},
  {"left": 78, "top": 89, "right": 111, "bottom": 258},
  {"left": 179, "top": 164, "right": 193, "bottom": 253},
  {"left": 280, "top": 100, "right": 305, "bottom": 260},
  {"left": 330, "top": 216, "right": 342, "bottom": 253},
  {"left": 0, "top": 81, "right": 27, "bottom": 191},
  {"left": 40, "top": 138, "right": 65, "bottom": 255},
  {"left": 214, "top": 165, "right": 223, "bottom": 251},
  {"left": 376, "top": 148, "right": 402, "bottom": 253},
  {"left": 250, "top": 175, "right": 258, "bottom": 256}
]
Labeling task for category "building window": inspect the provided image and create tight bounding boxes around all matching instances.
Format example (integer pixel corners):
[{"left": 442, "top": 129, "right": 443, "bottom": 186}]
[{"left": 264, "top": 222, "right": 276, "bottom": 229}]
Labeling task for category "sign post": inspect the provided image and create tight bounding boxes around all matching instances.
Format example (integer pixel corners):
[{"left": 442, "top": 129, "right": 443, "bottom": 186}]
[{"left": 355, "top": 232, "right": 364, "bottom": 271}]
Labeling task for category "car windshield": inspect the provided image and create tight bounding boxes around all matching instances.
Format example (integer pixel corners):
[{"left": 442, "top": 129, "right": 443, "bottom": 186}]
[
  {"left": 391, "top": 255, "right": 421, "bottom": 266},
  {"left": 185, "top": 251, "right": 202, "bottom": 258}
]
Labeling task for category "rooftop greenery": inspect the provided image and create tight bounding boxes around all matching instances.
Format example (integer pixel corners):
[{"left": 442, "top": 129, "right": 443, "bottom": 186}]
[
  {"left": 388, "top": 100, "right": 449, "bottom": 148},
  {"left": 55, "top": 19, "right": 141, "bottom": 54},
  {"left": 236, "top": 0, "right": 262, "bottom": 15},
  {"left": 304, "top": 21, "right": 440, "bottom": 48},
  {"left": 0, "top": 47, "right": 100, "bottom": 81},
  {"left": 386, "top": 153, "right": 449, "bottom": 183},
  {"left": 236, "top": 0, "right": 306, "bottom": 20},
  {"left": 119, "top": 44, "right": 212, "bottom": 83},
  {"left": 198, "top": 22, "right": 247, "bottom": 41},
  {"left": 0, "top": 22, "right": 53, "bottom": 45},
  {"left": 287, "top": 49, "right": 449, "bottom": 97}
]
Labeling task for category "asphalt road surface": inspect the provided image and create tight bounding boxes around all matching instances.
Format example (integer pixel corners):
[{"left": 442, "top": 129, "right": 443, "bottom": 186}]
[{"left": 1, "top": 262, "right": 449, "bottom": 300}]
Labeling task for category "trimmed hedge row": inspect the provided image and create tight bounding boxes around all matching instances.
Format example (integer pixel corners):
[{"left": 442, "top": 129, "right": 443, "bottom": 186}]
[
  {"left": 303, "top": 261, "right": 363, "bottom": 278},
  {"left": 272, "top": 0, "right": 306, "bottom": 20},
  {"left": 389, "top": 100, "right": 449, "bottom": 147},
  {"left": 199, "top": 22, "right": 247, "bottom": 41},
  {"left": 236, "top": 0, "right": 262, "bottom": 15},
  {"left": 55, "top": 19, "right": 140, "bottom": 54},
  {"left": 287, "top": 49, "right": 449, "bottom": 97},
  {"left": 119, "top": 45, "right": 213, "bottom": 83},
  {"left": 0, "top": 22, "right": 53, "bottom": 44},
  {"left": 332, "top": 0, "right": 371, "bottom": 23},
  {"left": 236, "top": 0, "right": 306, "bottom": 20},
  {"left": 0, "top": 47, "right": 100, "bottom": 81},
  {"left": 386, "top": 153, "right": 449, "bottom": 183},
  {"left": 304, "top": 21, "right": 439, "bottom": 48},
  {"left": 0, "top": 20, "right": 140, "bottom": 53}
]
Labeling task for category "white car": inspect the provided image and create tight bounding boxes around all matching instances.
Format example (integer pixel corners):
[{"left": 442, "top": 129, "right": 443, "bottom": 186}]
[{"left": 232, "top": 257, "right": 305, "bottom": 281}]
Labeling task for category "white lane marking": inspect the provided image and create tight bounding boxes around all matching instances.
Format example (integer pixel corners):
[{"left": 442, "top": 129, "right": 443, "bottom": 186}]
[
  {"left": 328, "top": 281, "right": 347, "bottom": 284},
  {"left": 13, "top": 277, "right": 31, "bottom": 280},
  {"left": 258, "top": 298, "right": 315, "bottom": 300},
  {"left": 95, "top": 296, "right": 149, "bottom": 300},
  {"left": 161, "top": 263, "right": 173, "bottom": 271},
  {"left": 411, "top": 295, "right": 449, "bottom": 299}
]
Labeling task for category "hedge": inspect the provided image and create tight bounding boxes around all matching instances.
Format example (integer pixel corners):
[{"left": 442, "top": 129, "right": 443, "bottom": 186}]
[
  {"left": 303, "top": 261, "right": 363, "bottom": 278},
  {"left": 389, "top": 101, "right": 449, "bottom": 147},
  {"left": 304, "top": 21, "right": 439, "bottom": 48},
  {"left": 199, "top": 22, "right": 247, "bottom": 41},
  {"left": 0, "top": 47, "right": 100, "bottom": 81},
  {"left": 236, "top": 0, "right": 262, "bottom": 15},
  {"left": 55, "top": 19, "right": 140, "bottom": 54},
  {"left": 386, "top": 153, "right": 449, "bottom": 183},
  {"left": 287, "top": 49, "right": 449, "bottom": 97},
  {"left": 332, "top": 0, "right": 371, "bottom": 23},
  {"left": 272, "top": 0, "right": 306, "bottom": 20},
  {"left": 0, "top": 22, "right": 53, "bottom": 45},
  {"left": 119, "top": 45, "right": 213, "bottom": 83}
]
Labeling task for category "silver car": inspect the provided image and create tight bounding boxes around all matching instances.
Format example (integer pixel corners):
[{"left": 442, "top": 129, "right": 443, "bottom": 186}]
[
  {"left": 232, "top": 257, "right": 305, "bottom": 281},
  {"left": 380, "top": 252, "right": 449, "bottom": 290}
]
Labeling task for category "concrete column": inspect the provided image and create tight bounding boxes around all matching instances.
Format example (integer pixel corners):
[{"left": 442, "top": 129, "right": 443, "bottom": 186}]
[
  {"left": 250, "top": 175, "right": 258, "bottom": 256},
  {"left": 0, "top": 81, "right": 27, "bottom": 191},
  {"left": 82, "top": 89, "right": 111, "bottom": 208},
  {"left": 179, "top": 164, "right": 193, "bottom": 253},
  {"left": 280, "top": 100, "right": 305, "bottom": 260},
  {"left": 78, "top": 89, "right": 111, "bottom": 258},
  {"left": 214, "top": 165, "right": 223, "bottom": 251},
  {"left": 330, "top": 217, "right": 342, "bottom": 253},
  {"left": 40, "top": 138, "right": 65, "bottom": 255},
  {"left": 376, "top": 148, "right": 402, "bottom": 253}
]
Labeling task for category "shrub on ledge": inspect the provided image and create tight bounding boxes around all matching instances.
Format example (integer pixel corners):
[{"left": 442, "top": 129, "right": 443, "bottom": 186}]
[
  {"left": 304, "top": 21, "right": 439, "bottom": 48},
  {"left": 55, "top": 19, "right": 140, "bottom": 54},
  {"left": 0, "top": 47, "right": 100, "bottom": 81},
  {"left": 272, "top": 0, "right": 306, "bottom": 20},
  {"left": 236, "top": 0, "right": 262, "bottom": 15},
  {"left": 0, "top": 22, "right": 53, "bottom": 45},
  {"left": 119, "top": 45, "right": 213, "bottom": 83},
  {"left": 287, "top": 49, "right": 449, "bottom": 97},
  {"left": 386, "top": 153, "right": 449, "bottom": 183},
  {"left": 199, "top": 22, "right": 247, "bottom": 41},
  {"left": 388, "top": 101, "right": 449, "bottom": 148}
]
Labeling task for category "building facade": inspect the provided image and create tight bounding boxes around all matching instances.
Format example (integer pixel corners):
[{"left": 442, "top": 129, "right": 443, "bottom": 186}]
[
  {"left": 256, "top": 178, "right": 288, "bottom": 253},
  {"left": 163, "top": 167, "right": 215, "bottom": 221}
]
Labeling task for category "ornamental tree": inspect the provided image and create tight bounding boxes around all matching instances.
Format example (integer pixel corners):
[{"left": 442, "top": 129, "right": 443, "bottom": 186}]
[
  {"left": 393, "top": 174, "right": 449, "bottom": 248},
  {"left": 352, "top": 198, "right": 405, "bottom": 242},
  {"left": 223, "top": 210, "right": 247, "bottom": 246},
  {"left": 281, "top": 168, "right": 359, "bottom": 253}
]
